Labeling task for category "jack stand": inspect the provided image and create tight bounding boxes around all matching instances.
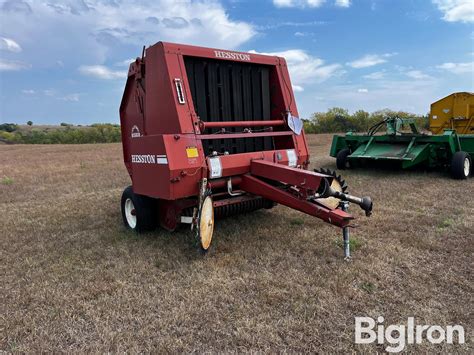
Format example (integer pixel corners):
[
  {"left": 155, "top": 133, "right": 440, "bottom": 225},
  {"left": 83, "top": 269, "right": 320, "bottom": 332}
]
[{"left": 340, "top": 201, "right": 351, "bottom": 261}]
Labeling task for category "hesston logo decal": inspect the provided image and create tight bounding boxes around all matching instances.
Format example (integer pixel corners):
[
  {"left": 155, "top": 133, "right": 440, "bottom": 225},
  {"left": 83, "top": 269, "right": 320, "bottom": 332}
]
[
  {"left": 214, "top": 50, "right": 251, "bottom": 61},
  {"left": 131, "top": 154, "right": 168, "bottom": 165}
]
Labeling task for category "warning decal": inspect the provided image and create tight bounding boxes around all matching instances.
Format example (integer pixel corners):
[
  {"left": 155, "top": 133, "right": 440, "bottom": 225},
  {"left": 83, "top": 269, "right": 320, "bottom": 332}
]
[{"left": 186, "top": 146, "right": 199, "bottom": 158}]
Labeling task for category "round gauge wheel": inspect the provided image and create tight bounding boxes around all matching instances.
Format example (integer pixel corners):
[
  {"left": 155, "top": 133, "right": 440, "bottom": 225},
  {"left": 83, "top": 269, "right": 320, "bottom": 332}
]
[{"left": 198, "top": 195, "right": 215, "bottom": 252}]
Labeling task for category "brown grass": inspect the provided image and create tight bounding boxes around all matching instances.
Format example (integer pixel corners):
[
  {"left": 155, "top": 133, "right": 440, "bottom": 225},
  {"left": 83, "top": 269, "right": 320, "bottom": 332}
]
[{"left": 0, "top": 135, "right": 472, "bottom": 352}]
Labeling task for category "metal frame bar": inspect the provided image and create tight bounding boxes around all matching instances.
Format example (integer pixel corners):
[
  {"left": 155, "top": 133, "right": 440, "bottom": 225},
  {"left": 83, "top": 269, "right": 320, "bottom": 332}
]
[
  {"left": 200, "top": 120, "right": 286, "bottom": 130},
  {"left": 240, "top": 174, "right": 353, "bottom": 228},
  {"left": 250, "top": 160, "right": 327, "bottom": 191},
  {"left": 197, "top": 131, "right": 293, "bottom": 140}
]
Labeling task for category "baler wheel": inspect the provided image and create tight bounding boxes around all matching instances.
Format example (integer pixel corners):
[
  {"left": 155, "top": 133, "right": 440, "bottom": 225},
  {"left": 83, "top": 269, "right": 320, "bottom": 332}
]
[
  {"left": 197, "top": 195, "right": 215, "bottom": 252},
  {"left": 336, "top": 148, "right": 351, "bottom": 170},
  {"left": 451, "top": 151, "right": 472, "bottom": 179},
  {"left": 121, "top": 186, "right": 157, "bottom": 233}
]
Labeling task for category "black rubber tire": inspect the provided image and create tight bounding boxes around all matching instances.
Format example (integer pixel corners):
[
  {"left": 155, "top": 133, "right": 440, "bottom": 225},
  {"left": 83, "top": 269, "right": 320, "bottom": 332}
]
[
  {"left": 450, "top": 151, "right": 471, "bottom": 180},
  {"left": 121, "top": 186, "right": 157, "bottom": 233},
  {"left": 336, "top": 148, "right": 351, "bottom": 170}
]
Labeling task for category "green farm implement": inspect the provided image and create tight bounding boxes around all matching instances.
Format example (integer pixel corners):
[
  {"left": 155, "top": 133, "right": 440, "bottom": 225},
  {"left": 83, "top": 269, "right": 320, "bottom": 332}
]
[{"left": 330, "top": 93, "right": 474, "bottom": 179}]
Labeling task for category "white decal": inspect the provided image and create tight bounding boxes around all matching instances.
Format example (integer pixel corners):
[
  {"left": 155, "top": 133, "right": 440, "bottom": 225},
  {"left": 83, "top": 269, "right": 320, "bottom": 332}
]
[
  {"left": 209, "top": 157, "right": 222, "bottom": 179},
  {"left": 287, "top": 149, "right": 297, "bottom": 167},
  {"left": 214, "top": 50, "right": 251, "bottom": 61},
  {"left": 131, "top": 154, "right": 168, "bottom": 165},
  {"left": 156, "top": 155, "right": 168, "bottom": 164},
  {"left": 131, "top": 125, "right": 141, "bottom": 138},
  {"left": 287, "top": 112, "right": 303, "bottom": 135}
]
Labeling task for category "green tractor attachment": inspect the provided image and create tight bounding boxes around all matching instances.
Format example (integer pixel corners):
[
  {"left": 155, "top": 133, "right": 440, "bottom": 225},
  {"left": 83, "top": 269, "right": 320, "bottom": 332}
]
[{"left": 330, "top": 117, "right": 474, "bottom": 179}]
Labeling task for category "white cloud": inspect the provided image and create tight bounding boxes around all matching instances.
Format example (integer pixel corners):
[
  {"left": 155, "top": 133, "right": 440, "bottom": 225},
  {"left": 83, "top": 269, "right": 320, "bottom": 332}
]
[
  {"left": 363, "top": 71, "right": 386, "bottom": 79},
  {"left": 43, "top": 89, "right": 56, "bottom": 97},
  {"left": 20, "top": 88, "right": 80, "bottom": 101},
  {"left": 347, "top": 53, "right": 397, "bottom": 68},
  {"left": 248, "top": 49, "right": 343, "bottom": 89},
  {"left": 0, "top": 37, "right": 22, "bottom": 52},
  {"left": 273, "top": 0, "right": 325, "bottom": 8},
  {"left": 0, "top": 59, "right": 30, "bottom": 71},
  {"left": 436, "top": 62, "right": 474, "bottom": 74},
  {"left": 432, "top": 0, "right": 474, "bottom": 23},
  {"left": 294, "top": 31, "right": 315, "bottom": 38},
  {"left": 60, "top": 93, "right": 80, "bottom": 102},
  {"left": 0, "top": 0, "right": 255, "bottom": 68},
  {"left": 293, "top": 85, "right": 304, "bottom": 92},
  {"left": 405, "top": 70, "right": 432, "bottom": 79},
  {"left": 115, "top": 59, "right": 135, "bottom": 67},
  {"left": 335, "top": 0, "right": 351, "bottom": 8},
  {"left": 79, "top": 65, "right": 127, "bottom": 80},
  {"left": 257, "top": 20, "right": 327, "bottom": 30},
  {"left": 300, "top": 78, "right": 439, "bottom": 117}
]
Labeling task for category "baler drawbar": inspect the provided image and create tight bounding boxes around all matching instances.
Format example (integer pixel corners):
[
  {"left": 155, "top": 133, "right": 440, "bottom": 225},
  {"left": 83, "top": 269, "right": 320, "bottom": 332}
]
[{"left": 119, "top": 41, "right": 372, "bottom": 256}]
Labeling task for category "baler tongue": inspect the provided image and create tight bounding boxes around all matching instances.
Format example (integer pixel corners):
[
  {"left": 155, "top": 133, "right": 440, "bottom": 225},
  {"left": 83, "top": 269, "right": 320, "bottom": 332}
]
[{"left": 239, "top": 160, "right": 373, "bottom": 228}]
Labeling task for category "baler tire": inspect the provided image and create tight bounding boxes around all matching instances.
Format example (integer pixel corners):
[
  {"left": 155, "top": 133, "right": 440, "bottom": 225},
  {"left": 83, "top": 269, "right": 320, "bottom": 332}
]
[
  {"left": 336, "top": 148, "right": 351, "bottom": 170},
  {"left": 450, "top": 152, "right": 471, "bottom": 179},
  {"left": 121, "top": 186, "right": 157, "bottom": 233}
]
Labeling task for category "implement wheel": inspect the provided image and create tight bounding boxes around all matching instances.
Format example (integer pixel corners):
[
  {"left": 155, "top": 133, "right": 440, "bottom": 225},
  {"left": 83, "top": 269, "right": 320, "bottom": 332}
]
[
  {"left": 121, "top": 186, "right": 157, "bottom": 233},
  {"left": 197, "top": 195, "right": 215, "bottom": 253},
  {"left": 336, "top": 148, "right": 351, "bottom": 170},
  {"left": 450, "top": 152, "right": 471, "bottom": 179}
]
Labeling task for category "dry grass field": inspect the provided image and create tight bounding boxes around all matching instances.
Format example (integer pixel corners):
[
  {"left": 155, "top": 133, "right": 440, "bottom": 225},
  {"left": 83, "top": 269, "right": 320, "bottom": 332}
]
[{"left": 1, "top": 134, "right": 472, "bottom": 352}]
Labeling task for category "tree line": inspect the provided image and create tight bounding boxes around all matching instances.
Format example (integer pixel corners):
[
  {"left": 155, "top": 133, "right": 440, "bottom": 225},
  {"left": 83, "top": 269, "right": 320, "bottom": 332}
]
[
  {"left": 303, "top": 108, "right": 429, "bottom": 134},
  {"left": 0, "top": 108, "right": 429, "bottom": 144},
  {"left": 0, "top": 123, "right": 121, "bottom": 144}
]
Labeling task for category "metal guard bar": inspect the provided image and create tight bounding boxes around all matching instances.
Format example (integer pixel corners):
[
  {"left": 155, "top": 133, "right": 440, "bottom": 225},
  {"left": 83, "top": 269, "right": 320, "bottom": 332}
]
[
  {"left": 197, "top": 131, "right": 293, "bottom": 140},
  {"left": 200, "top": 120, "right": 286, "bottom": 130}
]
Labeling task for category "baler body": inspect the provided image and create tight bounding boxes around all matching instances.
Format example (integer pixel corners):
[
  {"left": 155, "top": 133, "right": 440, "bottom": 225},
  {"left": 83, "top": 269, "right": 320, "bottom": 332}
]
[
  {"left": 119, "top": 42, "right": 371, "bottom": 247},
  {"left": 121, "top": 42, "right": 308, "bottom": 202}
]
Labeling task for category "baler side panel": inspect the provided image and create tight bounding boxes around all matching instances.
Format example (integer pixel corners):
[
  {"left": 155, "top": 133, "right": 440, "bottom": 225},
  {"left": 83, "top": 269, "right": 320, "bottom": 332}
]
[
  {"left": 130, "top": 135, "right": 170, "bottom": 199},
  {"left": 275, "top": 58, "right": 309, "bottom": 164},
  {"left": 144, "top": 44, "right": 195, "bottom": 136},
  {"left": 164, "top": 134, "right": 205, "bottom": 199},
  {"left": 120, "top": 72, "right": 144, "bottom": 176},
  {"left": 130, "top": 134, "right": 206, "bottom": 200}
]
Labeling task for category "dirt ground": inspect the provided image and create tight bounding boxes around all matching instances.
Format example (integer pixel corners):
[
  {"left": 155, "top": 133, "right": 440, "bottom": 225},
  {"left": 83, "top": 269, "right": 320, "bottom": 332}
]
[{"left": 1, "top": 134, "right": 472, "bottom": 352}]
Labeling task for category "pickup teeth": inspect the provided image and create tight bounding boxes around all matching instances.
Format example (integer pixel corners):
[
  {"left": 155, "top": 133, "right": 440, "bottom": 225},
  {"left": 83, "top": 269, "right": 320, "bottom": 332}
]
[{"left": 313, "top": 167, "right": 348, "bottom": 193}]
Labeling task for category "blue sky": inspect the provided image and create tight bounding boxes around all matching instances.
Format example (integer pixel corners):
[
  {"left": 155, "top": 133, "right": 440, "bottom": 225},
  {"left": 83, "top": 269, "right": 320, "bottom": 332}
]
[{"left": 0, "top": 0, "right": 473, "bottom": 124}]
